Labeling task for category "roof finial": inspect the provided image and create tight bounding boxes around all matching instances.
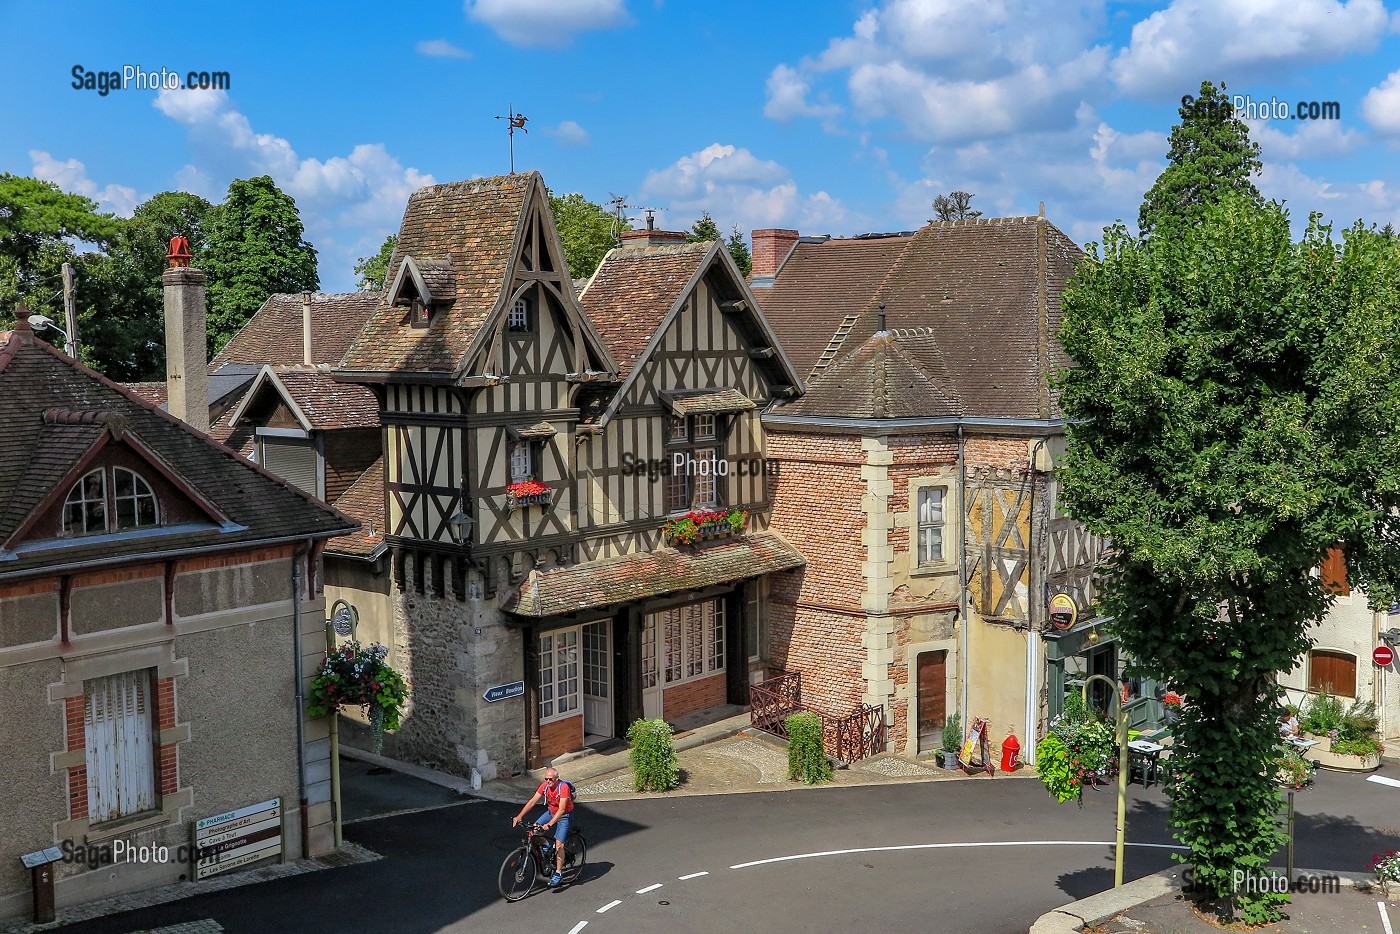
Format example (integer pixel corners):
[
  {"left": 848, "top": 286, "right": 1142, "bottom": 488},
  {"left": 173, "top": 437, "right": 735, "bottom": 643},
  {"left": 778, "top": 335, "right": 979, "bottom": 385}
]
[
  {"left": 878, "top": 301, "right": 887, "bottom": 334},
  {"left": 1038, "top": 200, "right": 1045, "bottom": 218},
  {"left": 13, "top": 299, "right": 32, "bottom": 331}
]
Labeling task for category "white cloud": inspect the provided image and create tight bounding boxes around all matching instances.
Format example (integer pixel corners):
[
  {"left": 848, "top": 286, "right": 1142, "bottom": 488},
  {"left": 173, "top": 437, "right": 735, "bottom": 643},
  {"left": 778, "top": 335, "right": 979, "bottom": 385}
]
[
  {"left": 640, "top": 143, "right": 862, "bottom": 234},
  {"left": 1258, "top": 162, "right": 1399, "bottom": 230},
  {"left": 1112, "top": 0, "right": 1390, "bottom": 99},
  {"left": 29, "top": 150, "right": 139, "bottom": 217},
  {"left": 543, "top": 120, "right": 591, "bottom": 146},
  {"left": 465, "top": 0, "right": 630, "bottom": 48},
  {"left": 766, "top": 0, "right": 1112, "bottom": 143},
  {"left": 415, "top": 39, "right": 472, "bottom": 59},
  {"left": 1361, "top": 69, "right": 1400, "bottom": 138},
  {"left": 1250, "top": 118, "right": 1362, "bottom": 160},
  {"left": 151, "top": 87, "right": 435, "bottom": 290}
]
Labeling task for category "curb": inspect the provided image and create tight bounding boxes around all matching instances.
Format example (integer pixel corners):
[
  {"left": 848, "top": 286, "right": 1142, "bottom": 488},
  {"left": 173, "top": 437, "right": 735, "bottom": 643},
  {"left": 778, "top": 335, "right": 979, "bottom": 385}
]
[{"left": 1026, "top": 866, "right": 1379, "bottom": 933}]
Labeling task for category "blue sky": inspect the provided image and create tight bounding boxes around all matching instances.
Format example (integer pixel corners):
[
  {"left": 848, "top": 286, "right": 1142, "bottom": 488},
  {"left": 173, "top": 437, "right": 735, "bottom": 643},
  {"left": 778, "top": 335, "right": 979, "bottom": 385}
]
[{"left": 3, "top": 0, "right": 1399, "bottom": 292}]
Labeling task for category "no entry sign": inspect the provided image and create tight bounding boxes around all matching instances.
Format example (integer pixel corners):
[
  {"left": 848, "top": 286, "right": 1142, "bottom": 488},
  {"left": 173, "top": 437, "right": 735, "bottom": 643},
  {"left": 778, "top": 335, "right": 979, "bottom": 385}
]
[{"left": 1376, "top": 645, "right": 1395, "bottom": 666}]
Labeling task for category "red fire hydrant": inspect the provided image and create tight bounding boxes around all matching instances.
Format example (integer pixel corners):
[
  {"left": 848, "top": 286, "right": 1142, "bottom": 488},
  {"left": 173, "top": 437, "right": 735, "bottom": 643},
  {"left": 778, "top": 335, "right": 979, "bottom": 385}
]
[{"left": 1001, "top": 732, "right": 1021, "bottom": 772}]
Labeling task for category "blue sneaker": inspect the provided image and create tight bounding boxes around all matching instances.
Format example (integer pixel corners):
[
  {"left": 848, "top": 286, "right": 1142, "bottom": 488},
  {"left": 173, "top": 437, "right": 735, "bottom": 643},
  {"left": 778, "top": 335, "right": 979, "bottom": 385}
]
[{"left": 549, "top": 871, "right": 563, "bottom": 887}]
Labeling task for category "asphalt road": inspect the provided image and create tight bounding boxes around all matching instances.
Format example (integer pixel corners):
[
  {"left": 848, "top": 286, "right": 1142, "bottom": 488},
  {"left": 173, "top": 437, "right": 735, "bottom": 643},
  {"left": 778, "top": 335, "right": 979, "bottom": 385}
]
[{"left": 51, "top": 762, "right": 1400, "bottom": 934}]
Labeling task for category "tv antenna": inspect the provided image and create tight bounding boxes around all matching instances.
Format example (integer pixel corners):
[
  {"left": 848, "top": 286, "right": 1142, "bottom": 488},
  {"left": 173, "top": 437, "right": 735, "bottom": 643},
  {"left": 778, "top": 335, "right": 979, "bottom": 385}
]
[
  {"left": 607, "top": 192, "right": 631, "bottom": 244},
  {"left": 494, "top": 104, "right": 529, "bottom": 174}
]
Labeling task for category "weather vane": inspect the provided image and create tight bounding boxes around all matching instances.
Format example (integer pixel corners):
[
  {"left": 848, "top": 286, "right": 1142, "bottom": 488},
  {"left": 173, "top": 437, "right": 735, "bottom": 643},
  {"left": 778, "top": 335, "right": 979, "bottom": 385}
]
[{"left": 494, "top": 104, "right": 529, "bottom": 173}]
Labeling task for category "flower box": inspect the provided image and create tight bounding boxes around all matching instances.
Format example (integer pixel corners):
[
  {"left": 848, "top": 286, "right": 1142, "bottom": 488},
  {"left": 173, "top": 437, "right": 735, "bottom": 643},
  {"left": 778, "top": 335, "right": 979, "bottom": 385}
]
[
  {"left": 663, "top": 507, "right": 748, "bottom": 546},
  {"left": 1303, "top": 734, "right": 1383, "bottom": 772},
  {"left": 505, "top": 480, "right": 552, "bottom": 508}
]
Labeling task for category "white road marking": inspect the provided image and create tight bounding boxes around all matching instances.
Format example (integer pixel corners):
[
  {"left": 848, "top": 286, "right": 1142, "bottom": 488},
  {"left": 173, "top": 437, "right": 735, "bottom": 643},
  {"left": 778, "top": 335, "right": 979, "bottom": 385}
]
[
  {"left": 1380, "top": 900, "right": 1394, "bottom": 934},
  {"left": 729, "top": 840, "right": 1189, "bottom": 870},
  {"left": 636, "top": 883, "right": 663, "bottom": 894},
  {"left": 678, "top": 871, "right": 709, "bottom": 880},
  {"left": 567, "top": 923, "right": 588, "bottom": 934},
  {"left": 597, "top": 900, "right": 622, "bottom": 914},
  {"left": 1367, "top": 775, "right": 1400, "bottom": 789}
]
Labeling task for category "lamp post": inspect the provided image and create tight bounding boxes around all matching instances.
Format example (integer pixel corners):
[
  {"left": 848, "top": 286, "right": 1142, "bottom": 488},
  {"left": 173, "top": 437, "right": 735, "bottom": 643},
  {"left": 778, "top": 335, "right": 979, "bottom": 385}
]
[
  {"left": 326, "top": 599, "right": 359, "bottom": 848},
  {"left": 1082, "top": 673, "right": 1131, "bottom": 888}
]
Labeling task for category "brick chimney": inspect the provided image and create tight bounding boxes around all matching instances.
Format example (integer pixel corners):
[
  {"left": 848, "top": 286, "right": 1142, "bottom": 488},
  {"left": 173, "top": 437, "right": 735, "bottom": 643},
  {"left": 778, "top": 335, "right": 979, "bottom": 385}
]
[
  {"left": 751, "top": 228, "right": 799, "bottom": 282},
  {"left": 618, "top": 229, "right": 688, "bottom": 250},
  {"left": 162, "top": 236, "right": 209, "bottom": 432}
]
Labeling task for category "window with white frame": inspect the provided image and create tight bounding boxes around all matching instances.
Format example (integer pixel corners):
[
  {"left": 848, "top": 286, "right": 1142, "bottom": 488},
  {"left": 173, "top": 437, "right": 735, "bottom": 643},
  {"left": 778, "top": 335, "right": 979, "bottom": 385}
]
[
  {"left": 509, "top": 441, "right": 533, "bottom": 483},
  {"left": 509, "top": 298, "right": 531, "bottom": 332},
  {"left": 539, "top": 629, "right": 580, "bottom": 722},
  {"left": 85, "top": 669, "right": 157, "bottom": 823},
  {"left": 917, "top": 486, "right": 947, "bottom": 566},
  {"left": 649, "top": 599, "right": 726, "bottom": 686},
  {"left": 113, "top": 468, "right": 159, "bottom": 529},
  {"left": 62, "top": 466, "right": 164, "bottom": 537},
  {"left": 63, "top": 468, "right": 108, "bottom": 535}
]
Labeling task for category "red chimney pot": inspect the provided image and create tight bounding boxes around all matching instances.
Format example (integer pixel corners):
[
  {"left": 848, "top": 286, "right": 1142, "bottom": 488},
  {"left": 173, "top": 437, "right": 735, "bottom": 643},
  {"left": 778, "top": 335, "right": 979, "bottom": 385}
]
[{"left": 166, "top": 236, "right": 192, "bottom": 268}]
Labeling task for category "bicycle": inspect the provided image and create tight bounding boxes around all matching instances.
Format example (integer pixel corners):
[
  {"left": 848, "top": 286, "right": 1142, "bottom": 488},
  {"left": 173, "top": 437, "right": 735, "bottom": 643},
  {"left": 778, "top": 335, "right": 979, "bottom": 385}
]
[{"left": 498, "top": 823, "right": 587, "bottom": 901}]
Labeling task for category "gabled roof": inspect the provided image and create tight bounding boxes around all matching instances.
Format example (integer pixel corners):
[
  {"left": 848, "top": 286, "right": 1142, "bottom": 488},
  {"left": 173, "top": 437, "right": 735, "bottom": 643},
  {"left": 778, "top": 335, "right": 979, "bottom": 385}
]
[
  {"left": 386, "top": 256, "right": 456, "bottom": 308},
  {"left": 0, "top": 315, "right": 356, "bottom": 578},
  {"left": 228, "top": 367, "right": 379, "bottom": 432},
  {"left": 779, "top": 328, "right": 962, "bottom": 419},
  {"left": 339, "top": 174, "right": 533, "bottom": 377},
  {"left": 211, "top": 293, "right": 379, "bottom": 370},
  {"left": 761, "top": 217, "right": 1083, "bottom": 420},
  {"left": 326, "top": 456, "right": 385, "bottom": 560}
]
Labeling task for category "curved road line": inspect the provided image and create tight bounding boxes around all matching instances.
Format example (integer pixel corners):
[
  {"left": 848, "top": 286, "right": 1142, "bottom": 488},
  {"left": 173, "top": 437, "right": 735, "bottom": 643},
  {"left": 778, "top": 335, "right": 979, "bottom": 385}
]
[{"left": 729, "top": 839, "right": 1189, "bottom": 870}]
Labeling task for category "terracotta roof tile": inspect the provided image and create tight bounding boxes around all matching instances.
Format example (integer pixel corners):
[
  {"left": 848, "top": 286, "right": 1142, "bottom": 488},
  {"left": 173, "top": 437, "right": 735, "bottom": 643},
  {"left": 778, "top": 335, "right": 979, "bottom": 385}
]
[
  {"left": 211, "top": 292, "right": 379, "bottom": 370},
  {"left": 781, "top": 328, "right": 962, "bottom": 419},
  {"left": 256, "top": 370, "right": 379, "bottom": 430},
  {"left": 326, "top": 456, "right": 384, "bottom": 558},
  {"left": 501, "top": 531, "right": 804, "bottom": 617}
]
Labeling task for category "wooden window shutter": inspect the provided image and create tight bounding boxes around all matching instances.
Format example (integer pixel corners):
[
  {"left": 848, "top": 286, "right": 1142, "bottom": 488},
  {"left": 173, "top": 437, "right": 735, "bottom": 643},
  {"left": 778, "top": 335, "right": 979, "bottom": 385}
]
[
  {"left": 85, "top": 670, "right": 156, "bottom": 823},
  {"left": 1320, "top": 547, "right": 1349, "bottom": 595},
  {"left": 1307, "top": 650, "right": 1357, "bottom": 697}
]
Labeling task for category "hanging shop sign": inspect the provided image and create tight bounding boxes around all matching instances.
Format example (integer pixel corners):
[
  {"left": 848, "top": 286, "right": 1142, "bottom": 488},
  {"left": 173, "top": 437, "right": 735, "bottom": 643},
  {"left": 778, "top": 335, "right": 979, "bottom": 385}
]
[{"left": 1049, "top": 593, "right": 1079, "bottom": 631}]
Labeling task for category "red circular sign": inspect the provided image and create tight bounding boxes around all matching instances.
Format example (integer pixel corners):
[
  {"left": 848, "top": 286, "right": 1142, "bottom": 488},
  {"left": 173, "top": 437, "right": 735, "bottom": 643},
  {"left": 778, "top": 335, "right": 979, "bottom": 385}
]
[{"left": 1376, "top": 645, "right": 1396, "bottom": 666}]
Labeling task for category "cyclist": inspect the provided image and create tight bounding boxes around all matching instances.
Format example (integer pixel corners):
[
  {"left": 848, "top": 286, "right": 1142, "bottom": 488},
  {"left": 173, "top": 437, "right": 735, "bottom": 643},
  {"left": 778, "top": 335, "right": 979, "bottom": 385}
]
[{"left": 511, "top": 767, "right": 573, "bottom": 886}]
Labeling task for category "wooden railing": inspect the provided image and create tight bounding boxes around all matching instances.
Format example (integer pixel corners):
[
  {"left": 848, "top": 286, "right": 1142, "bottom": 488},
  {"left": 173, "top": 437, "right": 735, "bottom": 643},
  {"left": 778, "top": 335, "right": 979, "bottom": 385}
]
[{"left": 749, "top": 671, "right": 886, "bottom": 764}]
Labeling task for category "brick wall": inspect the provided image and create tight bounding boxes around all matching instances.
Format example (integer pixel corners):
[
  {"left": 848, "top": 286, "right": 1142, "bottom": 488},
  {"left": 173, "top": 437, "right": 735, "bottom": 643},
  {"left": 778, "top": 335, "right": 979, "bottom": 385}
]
[
  {"left": 65, "top": 695, "right": 87, "bottom": 821},
  {"left": 540, "top": 714, "right": 583, "bottom": 760},
  {"left": 751, "top": 229, "right": 799, "bottom": 279},
  {"left": 662, "top": 672, "right": 726, "bottom": 720}
]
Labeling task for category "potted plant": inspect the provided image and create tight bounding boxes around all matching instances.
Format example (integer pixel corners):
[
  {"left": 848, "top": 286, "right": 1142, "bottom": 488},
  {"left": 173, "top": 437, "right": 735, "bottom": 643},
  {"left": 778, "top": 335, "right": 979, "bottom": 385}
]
[
  {"left": 939, "top": 711, "right": 962, "bottom": 769},
  {"left": 307, "top": 641, "right": 410, "bottom": 754},
  {"left": 506, "top": 478, "right": 552, "bottom": 507},
  {"left": 1162, "top": 691, "right": 1183, "bottom": 725},
  {"left": 1302, "top": 692, "right": 1383, "bottom": 771},
  {"left": 1371, "top": 850, "right": 1400, "bottom": 902},
  {"left": 663, "top": 507, "right": 748, "bottom": 545}
]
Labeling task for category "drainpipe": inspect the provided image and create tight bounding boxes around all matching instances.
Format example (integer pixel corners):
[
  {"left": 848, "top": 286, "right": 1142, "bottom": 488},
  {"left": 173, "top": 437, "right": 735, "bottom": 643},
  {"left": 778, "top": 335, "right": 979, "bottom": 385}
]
[
  {"left": 958, "top": 423, "right": 969, "bottom": 724},
  {"left": 292, "top": 545, "right": 309, "bottom": 858},
  {"left": 1024, "top": 438, "right": 1048, "bottom": 766}
]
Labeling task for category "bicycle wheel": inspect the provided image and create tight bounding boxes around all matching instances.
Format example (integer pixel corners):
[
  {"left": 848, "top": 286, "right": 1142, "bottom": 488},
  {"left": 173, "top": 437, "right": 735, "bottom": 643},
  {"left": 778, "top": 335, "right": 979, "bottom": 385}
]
[
  {"left": 498, "top": 846, "right": 537, "bottom": 901},
  {"left": 562, "top": 829, "right": 587, "bottom": 884}
]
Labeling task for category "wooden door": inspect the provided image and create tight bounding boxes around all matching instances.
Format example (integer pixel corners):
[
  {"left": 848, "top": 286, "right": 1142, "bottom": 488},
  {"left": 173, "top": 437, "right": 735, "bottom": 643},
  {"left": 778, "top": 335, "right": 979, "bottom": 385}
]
[{"left": 917, "top": 651, "right": 947, "bottom": 753}]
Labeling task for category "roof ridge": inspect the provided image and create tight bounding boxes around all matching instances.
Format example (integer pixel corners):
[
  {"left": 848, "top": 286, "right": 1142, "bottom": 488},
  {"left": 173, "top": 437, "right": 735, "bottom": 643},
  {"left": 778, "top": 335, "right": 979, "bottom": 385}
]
[
  {"left": 925, "top": 215, "right": 1041, "bottom": 228},
  {"left": 42, "top": 407, "right": 111, "bottom": 426}
]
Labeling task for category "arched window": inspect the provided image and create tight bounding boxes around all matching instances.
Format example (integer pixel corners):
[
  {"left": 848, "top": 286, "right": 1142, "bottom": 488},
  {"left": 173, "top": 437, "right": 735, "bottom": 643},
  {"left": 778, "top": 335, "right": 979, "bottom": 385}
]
[
  {"left": 63, "top": 469, "right": 108, "bottom": 535},
  {"left": 113, "top": 468, "right": 159, "bottom": 529}
]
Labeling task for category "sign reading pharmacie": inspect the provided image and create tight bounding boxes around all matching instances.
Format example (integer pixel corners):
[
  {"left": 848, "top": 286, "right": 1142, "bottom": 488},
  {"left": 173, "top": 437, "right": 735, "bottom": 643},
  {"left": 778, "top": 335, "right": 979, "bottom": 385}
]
[{"left": 192, "top": 797, "right": 282, "bottom": 880}]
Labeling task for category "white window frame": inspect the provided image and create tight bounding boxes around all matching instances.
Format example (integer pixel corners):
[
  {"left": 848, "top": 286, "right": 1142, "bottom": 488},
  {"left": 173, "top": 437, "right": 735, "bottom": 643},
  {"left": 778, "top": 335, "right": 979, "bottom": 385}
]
[
  {"left": 508, "top": 298, "right": 531, "bottom": 332},
  {"left": 113, "top": 467, "right": 160, "bottom": 530},
  {"left": 509, "top": 441, "right": 533, "bottom": 484},
  {"left": 539, "top": 628, "right": 581, "bottom": 724},
  {"left": 652, "top": 599, "right": 726, "bottom": 687},
  {"left": 917, "top": 486, "right": 947, "bottom": 567},
  {"left": 63, "top": 468, "right": 109, "bottom": 535}
]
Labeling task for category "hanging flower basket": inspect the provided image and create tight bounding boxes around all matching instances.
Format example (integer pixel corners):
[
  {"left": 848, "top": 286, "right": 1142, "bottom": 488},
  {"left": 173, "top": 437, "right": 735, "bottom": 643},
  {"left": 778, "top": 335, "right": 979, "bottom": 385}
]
[
  {"left": 663, "top": 507, "right": 748, "bottom": 545},
  {"left": 307, "top": 641, "right": 410, "bottom": 754},
  {"left": 506, "top": 479, "right": 552, "bottom": 508},
  {"left": 1162, "top": 691, "right": 1182, "bottom": 724}
]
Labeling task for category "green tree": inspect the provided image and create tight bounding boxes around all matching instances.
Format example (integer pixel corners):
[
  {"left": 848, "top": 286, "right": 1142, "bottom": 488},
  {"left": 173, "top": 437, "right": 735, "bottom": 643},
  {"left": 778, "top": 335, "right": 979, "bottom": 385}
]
[
  {"left": 548, "top": 192, "right": 622, "bottom": 279},
  {"left": 1056, "top": 195, "right": 1400, "bottom": 923},
  {"left": 1139, "top": 80, "right": 1263, "bottom": 236},
  {"left": 686, "top": 210, "right": 722, "bottom": 243},
  {"left": 0, "top": 174, "right": 123, "bottom": 312},
  {"left": 727, "top": 224, "right": 752, "bottom": 276},
  {"left": 202, "top": 176, "right": 318, "bottom": 354},
  {"left": 930, "top": 191, "right": 981, "bottom": 222},
  {"left": 354, "top": 234, "right": 397, "bottom": 291}
]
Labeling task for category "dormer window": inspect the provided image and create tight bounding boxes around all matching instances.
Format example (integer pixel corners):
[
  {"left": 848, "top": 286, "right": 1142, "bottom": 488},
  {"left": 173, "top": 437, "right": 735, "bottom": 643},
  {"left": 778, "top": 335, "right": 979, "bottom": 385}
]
[
  {"left": 62, "top": 467, "right": 160, "bottom": 536},
  {"left": 508, "top": 298, "right": 532, "bottom": 332},
  {"left": 410, "top": 297, "right": 431, "bottom": 329}
]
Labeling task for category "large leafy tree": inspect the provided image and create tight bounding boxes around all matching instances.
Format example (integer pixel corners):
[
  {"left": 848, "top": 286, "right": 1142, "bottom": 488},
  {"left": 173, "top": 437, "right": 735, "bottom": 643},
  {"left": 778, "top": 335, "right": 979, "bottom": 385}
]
[
  {"left": 1058, "top": 195, "right": 1400, "bottom": 921},
  {"left": 548, "top": 192, "right": 622, "bottom": 279},
  {"left": 354, "top": 234, "right": 397, "bottom": 291},
  {"left": 0, "top": 174, "right": 123, "bottom": 313},
  {"left": 202, "top": 176, "right": 318, "bottom": 353},
  {"left": 1139, "top": 80, "right": 1263, "bottom": 236}
]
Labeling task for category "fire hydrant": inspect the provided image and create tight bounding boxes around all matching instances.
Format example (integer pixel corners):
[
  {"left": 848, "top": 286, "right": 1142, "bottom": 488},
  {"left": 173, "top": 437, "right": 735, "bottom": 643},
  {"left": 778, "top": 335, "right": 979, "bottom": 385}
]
[{"left": 1001, "top": 732, "right": 1021, "bottom": 772}]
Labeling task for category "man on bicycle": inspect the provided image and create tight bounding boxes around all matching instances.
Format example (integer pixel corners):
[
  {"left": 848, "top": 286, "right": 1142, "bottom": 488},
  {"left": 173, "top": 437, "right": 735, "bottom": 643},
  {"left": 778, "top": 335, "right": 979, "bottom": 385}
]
[{"left": 512, "top": 767, "right": 573, "bottom": 886}]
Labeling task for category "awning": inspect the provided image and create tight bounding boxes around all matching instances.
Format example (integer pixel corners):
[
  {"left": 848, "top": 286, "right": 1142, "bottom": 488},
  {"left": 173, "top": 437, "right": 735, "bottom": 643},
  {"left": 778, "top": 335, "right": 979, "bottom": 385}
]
[
  {"left": 507, "top": 421, "right": 558, "bottom": 440},
  {"left": 660, "top": 388, "right": 757, "bottom": 416},
  {"left": 501, "top": 531, "right": 804, "bottom": 618}
]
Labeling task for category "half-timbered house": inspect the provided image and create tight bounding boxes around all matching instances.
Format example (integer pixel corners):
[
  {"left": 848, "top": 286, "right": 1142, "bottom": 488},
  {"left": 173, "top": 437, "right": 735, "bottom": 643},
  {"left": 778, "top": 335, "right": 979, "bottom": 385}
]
[{"left": 334, "top": 174, "right": 804, "bottom": 775}]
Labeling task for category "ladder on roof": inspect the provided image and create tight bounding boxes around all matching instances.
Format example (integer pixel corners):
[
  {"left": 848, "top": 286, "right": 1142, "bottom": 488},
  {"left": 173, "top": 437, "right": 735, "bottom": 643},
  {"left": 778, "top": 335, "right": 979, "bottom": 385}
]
[{"left": 812, "top": 314, "right": 861, "bottom": 374}]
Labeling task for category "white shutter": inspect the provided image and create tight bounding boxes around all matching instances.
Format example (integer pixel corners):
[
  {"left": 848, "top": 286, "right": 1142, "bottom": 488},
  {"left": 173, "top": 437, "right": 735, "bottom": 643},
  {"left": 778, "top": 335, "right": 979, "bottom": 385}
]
[
  {"left": 261, "top": 439, "right": 319, "bottom": 496},
  {"left": 85, "top": 671, "right": 155, "bottom": 823}
]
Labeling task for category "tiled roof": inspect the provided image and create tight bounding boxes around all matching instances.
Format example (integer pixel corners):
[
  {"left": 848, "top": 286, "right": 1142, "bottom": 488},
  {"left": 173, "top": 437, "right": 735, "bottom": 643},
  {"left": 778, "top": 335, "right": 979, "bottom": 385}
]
[
  {"left": 661, "top": 388, "right": 757, "bottom": 416},
  {"left": 501, "top": 531, "right": 804, "bottom": 617},
  {"left": 415, "top": 258, "right": 457, "bottom": 304},
  {"left": 762, "top": 218, "right": 1083, "bottom": 420},
  {"left": 235, "top": 369, "right": 380, "bottom": 431},
  {"left": 581, "top": 242, "right": 712, "bottom": 381},
  {"left": 211, "top": 292, "right": 379, "bottom": 370},
  {"left": 326, "top": 456, "right": 384, "bottom": 559},
  {"left": 125, "top": 382, "right": 167, "bottom": 406},
  {"left": 0, "top": 323, "right": 356, "bottom": 578},
  {"left": 780, "top": 328, "right": 961, "bottom": 419},
  {"left": 340, "top": 174, "right": 534, "bottom": 376},
  {"left": 754, "top": 235, "right": 913, "bottom": 377}
]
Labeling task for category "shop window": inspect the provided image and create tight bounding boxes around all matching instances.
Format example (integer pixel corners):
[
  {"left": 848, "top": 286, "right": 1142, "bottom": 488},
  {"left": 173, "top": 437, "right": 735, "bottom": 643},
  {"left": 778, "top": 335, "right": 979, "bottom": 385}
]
[
  {"left": 649, "top": 599, "right": 726, "bottom": 686},
  {"left": 85, "top": 669, "right": 156, "bottom": 823},
  {"left": 1308, "top": 650, "right": 1356, "bottom": 697}
]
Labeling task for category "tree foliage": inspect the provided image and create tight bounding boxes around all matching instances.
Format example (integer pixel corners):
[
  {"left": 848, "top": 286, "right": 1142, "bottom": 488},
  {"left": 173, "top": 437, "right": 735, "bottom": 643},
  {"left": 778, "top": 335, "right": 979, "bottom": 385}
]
[
  {"left": 549, "top": 192, "right": 622, "bottom": 280},
  {"left": 930, "top": 191, "right": 981, "bottom": 222},
  {"left": 686, "top": 211, "right": 723, "bottom": 243},
  {"left": 0, "top": 174, "right": 123, "bottom": 315},
  {"left": 1138, "top": 80, "right": 1263, "bottom": 237},
  {"left": 1056, "top": 194, "right": 1400, "bottom": 921},
  {"left": 354, "top": 234, "right": 397, "bottom": 292},
  {"left": 727, "top": 225, "right": 752, "bottom": 276},
  {"left": 202, "top": 176, "right": 318, "bottom": 354}
]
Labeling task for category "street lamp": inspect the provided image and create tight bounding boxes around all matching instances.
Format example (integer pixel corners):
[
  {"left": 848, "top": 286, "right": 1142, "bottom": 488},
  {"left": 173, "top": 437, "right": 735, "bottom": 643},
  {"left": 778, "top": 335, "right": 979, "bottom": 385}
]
[
  {"left": 448, "top": 510, "right": 475, "bottom": 544},
  {"left": 1082, "top": 673, "right": 1131, "bottom": 888},
  {"left": 325, "top": 599, "right": 360, "bottom": 848}
]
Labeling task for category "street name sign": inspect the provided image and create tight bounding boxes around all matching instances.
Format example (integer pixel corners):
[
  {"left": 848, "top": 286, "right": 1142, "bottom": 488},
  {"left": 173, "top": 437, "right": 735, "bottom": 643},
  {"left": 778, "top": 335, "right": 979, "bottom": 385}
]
[
  {"left": 193, "top": 798, "right": 281, "bottom": 880},
  {"left": 483, "top": 680, "right": 525, "bottom": 703}
]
